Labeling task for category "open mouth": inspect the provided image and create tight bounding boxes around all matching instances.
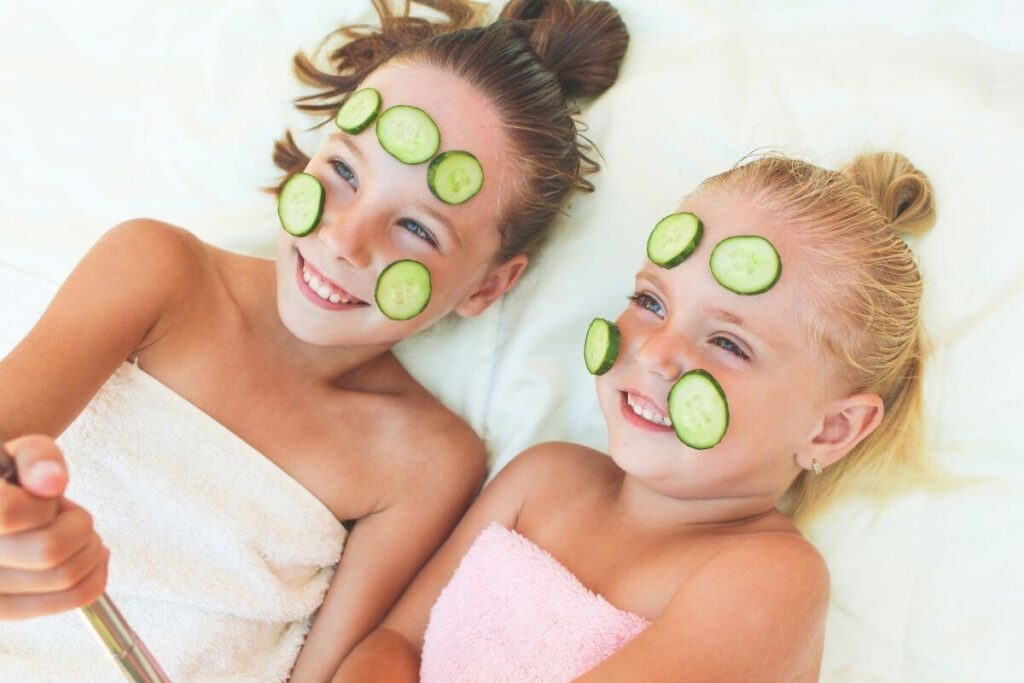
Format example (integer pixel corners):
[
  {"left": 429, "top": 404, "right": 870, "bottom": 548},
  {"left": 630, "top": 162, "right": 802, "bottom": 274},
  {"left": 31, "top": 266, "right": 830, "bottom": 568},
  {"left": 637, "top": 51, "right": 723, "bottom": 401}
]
[
  {"left": 295, "top": 252, "right": 370, "bottom": 311},
  {"left": 619, "top": 390, "right": 674, "bottom": 432}
]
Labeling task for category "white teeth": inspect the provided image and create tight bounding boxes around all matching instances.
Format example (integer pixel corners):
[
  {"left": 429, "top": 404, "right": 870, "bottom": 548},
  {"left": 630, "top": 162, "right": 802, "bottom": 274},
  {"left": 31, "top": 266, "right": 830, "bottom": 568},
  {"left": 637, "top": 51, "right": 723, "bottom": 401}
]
[
  {"left": 302, "top": 264, "right": 362, "bottom": 304},
  {"left": 627, "top": 392, "right": 672, "bottom": 427}
]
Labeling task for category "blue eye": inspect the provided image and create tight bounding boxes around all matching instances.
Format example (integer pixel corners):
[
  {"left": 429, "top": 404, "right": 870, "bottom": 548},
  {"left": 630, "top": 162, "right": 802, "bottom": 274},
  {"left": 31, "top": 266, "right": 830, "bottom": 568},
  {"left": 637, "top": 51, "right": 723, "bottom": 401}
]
[
  {"left": 712, "top": 336, "right": 750, "bottom": 362},
  {"left": 331, "top": 159, "right": 357, "bottom": 188},
  {"left": 400, "top": 219, "right": 438, "bottom": 248},
  {"left": 628, "top": 292, "right": 664, "bottom": 318}
]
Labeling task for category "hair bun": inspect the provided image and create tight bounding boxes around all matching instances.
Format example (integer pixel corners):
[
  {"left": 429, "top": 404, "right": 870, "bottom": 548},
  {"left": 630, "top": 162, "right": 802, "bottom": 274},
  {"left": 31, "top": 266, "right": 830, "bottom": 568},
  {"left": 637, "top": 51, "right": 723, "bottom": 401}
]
[
  {"left": 842, "top": 152, "right": 936, "bottom": 236},
  {"left": 499, "top": 0, "right": 629, "bottom": 99}
]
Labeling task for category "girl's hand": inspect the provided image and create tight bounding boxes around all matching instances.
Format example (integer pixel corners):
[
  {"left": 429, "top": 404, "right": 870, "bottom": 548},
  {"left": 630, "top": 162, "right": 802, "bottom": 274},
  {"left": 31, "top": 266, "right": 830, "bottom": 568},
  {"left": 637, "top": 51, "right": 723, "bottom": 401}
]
[{"left": 0, "top": 435, "right": 109, "bottom": 620}]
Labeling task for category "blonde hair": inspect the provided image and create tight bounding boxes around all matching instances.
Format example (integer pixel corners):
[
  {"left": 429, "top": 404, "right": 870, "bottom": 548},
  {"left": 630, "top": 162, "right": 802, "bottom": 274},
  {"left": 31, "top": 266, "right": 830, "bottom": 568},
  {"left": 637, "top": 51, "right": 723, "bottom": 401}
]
[{"left": 696, "top": 151, "right": 945, "bottom": 527}]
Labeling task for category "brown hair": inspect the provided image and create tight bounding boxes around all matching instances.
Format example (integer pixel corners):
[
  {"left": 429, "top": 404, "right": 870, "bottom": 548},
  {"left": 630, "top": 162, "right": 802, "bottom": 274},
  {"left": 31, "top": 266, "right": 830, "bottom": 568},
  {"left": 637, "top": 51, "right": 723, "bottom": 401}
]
[
  {"left": 273, "top": 0, "right": 629, "bottom": 262},
  {"left": 696, "top": 151, "right": 944, "bottom": 526}
]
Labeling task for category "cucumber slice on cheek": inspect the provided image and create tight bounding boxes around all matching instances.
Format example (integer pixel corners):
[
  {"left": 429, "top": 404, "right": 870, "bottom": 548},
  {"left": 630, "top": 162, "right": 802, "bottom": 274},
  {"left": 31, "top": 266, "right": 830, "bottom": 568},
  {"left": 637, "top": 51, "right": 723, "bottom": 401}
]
[
  {"left": 667, "top": 369, "right": 730, "bottom": 449},
  {"left": 584, "top": 318, "right": 620, "bottom": 375},
  {"left": 278, "top": 172, "right": 325, "bottom": 237},
  {"left": 375, "top": 260, "right": 432, "bottom": 321}
]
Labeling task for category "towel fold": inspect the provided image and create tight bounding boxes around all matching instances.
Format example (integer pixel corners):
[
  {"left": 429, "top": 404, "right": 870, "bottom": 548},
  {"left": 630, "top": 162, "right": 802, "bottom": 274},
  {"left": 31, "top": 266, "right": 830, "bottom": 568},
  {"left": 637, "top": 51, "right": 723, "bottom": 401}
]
[
  {"left": 0, "top": 264, "right": 347, "bottom": 682},
  {"left": 421, "top": 523, "right": 650, "bottom": 683}
]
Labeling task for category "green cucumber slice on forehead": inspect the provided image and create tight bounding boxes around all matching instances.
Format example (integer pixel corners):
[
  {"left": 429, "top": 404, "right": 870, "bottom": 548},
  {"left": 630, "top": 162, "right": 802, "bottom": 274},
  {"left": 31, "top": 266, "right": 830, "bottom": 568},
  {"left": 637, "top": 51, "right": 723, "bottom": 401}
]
[
  {"left": 668, "top": 369, "right": 729, "bottom": 449},
  {"left": 335, "top": 88, "right": 382, "bottom": 134},
  {"left": 709, "top": 235, "right": 782, "bottom": 295},
  {"left": 584, "top": 318, "right": 620, "bottom": 375},
  {"left": 647, "top": 212, "right": 704, "bottom": 268},
  {"left": 376, "top": 105, "right": 441, "bottom": 164},
  {"left": 278, "top": 172, "right": 325, "bottom": 237},
  {"left": 427, "top": 151, "right": 484, "bottom": 205},
  {"left": 375, "top": 260, "right": 432, "bottom": 321}
]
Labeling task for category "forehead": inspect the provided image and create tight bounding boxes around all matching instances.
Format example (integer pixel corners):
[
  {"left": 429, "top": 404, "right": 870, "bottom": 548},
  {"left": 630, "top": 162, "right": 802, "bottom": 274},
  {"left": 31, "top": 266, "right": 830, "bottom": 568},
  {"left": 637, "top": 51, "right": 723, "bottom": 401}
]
[
  {"left": 644, "top": 191, "right": 817, "bottom": 354},
  {"left": 358, "top": 61, "right": 515, "bottom": 210}
]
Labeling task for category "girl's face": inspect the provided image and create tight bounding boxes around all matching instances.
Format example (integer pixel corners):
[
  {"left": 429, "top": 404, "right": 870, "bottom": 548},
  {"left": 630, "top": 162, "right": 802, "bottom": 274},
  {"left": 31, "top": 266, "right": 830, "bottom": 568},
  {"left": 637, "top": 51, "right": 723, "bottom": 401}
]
[
  {"left": 596, "top": 192, "right": 850, "bottom": 501},
  {"left": 276, "top": 61, "right": 524, "bottom": 348}
]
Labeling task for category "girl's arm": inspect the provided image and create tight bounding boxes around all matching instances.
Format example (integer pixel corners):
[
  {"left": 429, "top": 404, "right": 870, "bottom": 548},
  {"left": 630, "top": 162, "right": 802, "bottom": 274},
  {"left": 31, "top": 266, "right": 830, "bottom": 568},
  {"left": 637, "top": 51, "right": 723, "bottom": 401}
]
[
  {"left": 0, "top": 219, "right": 204, "bottom": 619},
  {"left": 575, "top": 534, "right": 830, "bottom": 682},
  {"left": 0, "top": 219, "right": 203, "bottom": 439},
  {"left": 330, "top": 445, "right": 559, "bottom": 683}
]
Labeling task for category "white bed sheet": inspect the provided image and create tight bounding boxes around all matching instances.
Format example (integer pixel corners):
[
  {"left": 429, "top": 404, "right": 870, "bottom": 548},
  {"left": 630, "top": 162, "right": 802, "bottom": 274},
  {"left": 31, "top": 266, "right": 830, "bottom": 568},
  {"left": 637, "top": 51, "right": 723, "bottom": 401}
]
[{"left": 1, "top": 1, "right": 1021, "bottom": 680}]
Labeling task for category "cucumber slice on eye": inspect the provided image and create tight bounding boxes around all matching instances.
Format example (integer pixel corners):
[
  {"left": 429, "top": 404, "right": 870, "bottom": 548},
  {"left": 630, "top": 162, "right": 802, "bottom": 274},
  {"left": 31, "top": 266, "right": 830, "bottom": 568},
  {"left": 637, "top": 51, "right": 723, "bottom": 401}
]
[
  {"left": 709, "top": 235, "right": 782, "bottom": 295},
  {"left": 427, "top": 151, "right": 484, "bottom": 205},
  {"left": 277, "top": 172, "right": 325, "bottom": 237},
  {"left": 335, "top": 88, "right": 382, "bottom": 134},
  {"left": 374, "top": 259, "right": 432, "bottom": 321},
  {"left": 375, "top": 105, "right": 441, "bottom": 165},
  {"left": 647, "top": 212, "right": 704, "bottom": 268},
  {"left": 584, "top": 318, "right": 620, "bottom": 375},
  {"left": 667, "top": 369, "right": 730, "bottom": 449}
]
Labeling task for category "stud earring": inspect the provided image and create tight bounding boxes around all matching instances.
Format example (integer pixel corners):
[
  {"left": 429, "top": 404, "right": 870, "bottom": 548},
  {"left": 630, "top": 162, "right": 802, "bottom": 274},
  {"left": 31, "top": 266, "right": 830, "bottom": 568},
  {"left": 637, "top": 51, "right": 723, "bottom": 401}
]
[{"left": 812, "top": 459, "right": 823, "bottom": 476}]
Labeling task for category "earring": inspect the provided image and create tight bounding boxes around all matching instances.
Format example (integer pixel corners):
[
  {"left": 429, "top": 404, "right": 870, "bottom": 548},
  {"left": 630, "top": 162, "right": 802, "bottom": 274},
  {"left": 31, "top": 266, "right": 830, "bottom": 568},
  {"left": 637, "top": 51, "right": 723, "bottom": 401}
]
[{"left": 812, "top": 459, "right": 823, "bottom": 476}]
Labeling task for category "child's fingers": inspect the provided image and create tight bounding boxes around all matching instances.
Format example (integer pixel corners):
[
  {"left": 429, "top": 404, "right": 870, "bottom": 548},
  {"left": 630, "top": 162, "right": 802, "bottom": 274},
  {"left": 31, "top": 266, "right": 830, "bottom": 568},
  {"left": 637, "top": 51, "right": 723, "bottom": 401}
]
[
  {"left": 0, "top": 503, "right": 96, "bottom": 570},
  {"left": 0, "top": 535, "right": 106, "bottom": 594},
  {"left": 0, "top": 548, "right": 109, "bottom": 621},
  {"left": 0, "top": 482, "right": 61, "bottom": 536},
  {"left": 4, "top": 435, "right": 69, "bottom": 498}
]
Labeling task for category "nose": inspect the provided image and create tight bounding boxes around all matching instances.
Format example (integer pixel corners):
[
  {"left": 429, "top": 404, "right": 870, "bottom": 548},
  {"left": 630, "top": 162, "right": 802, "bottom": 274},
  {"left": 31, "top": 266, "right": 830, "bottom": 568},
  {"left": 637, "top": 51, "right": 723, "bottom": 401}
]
[
  {"left": 633, "top": 325, "right": 686, "bottom": 382},
  {"left": 315, "top": 203, "right": 374, "bottom": 269}
]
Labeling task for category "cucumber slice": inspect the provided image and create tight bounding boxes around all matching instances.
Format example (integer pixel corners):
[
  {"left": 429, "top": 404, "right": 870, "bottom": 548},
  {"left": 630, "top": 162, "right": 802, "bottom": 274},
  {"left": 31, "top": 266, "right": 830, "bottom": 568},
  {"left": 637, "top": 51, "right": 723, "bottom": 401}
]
[
  {"left": 647, "top": 212, "right": 703, "bottom": 268},
  {"left": 335, "top": 88, "right": 381, "bottom": 134},
  {"left": 375, "top": 260, "right": 432, "bottom": 321},
  {"left": 584, "top": 318, "right": 620, "bottom": 375},
  {"left": 375, "top": 105, "right": 441, "bottom": 164},
  {"left": 427, "top": 151, "right": 484, "bottom": 205},
  {"left": 709, "top": 235, "right": 782, "bottom": 295},
  {"left": 278, "top": 172, "right": 325, "bottom": 237},
  {"left": 668, "top": 369, "right": 729, "bottom": 449}
]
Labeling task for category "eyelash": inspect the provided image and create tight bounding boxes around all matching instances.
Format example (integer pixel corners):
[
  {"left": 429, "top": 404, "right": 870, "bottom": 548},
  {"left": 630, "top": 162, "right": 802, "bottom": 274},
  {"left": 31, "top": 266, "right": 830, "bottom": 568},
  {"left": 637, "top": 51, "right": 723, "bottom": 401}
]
[
  {"left": 329, "top": 158, "right": 438, "bottom": 249},
  {"left": 330, "top": 158, "right": 356, "bottom": 188},
  {"left": 627, "top": 292, "right": 751, "bottom": 362},
  {"left": 400, "top": 219, "right": 438, "bottom": 248}
]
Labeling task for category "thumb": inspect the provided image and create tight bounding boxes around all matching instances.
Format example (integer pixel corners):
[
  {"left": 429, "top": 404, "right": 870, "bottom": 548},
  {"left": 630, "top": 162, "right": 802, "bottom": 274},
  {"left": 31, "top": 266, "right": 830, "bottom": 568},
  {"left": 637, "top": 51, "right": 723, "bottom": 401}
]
[{"left": 3, "top": 435, "right": 69, "bottom": 498}]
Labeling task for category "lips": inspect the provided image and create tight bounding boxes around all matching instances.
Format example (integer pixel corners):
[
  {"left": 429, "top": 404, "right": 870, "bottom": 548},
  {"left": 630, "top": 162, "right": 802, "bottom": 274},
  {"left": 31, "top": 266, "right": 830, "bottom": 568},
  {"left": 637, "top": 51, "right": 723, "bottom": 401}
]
[
  {"left": 295, "top": 251, "right": 369, "bottom": 311},
  {"left": 619, "top": 390, "right": 674, "bottom": 433}
]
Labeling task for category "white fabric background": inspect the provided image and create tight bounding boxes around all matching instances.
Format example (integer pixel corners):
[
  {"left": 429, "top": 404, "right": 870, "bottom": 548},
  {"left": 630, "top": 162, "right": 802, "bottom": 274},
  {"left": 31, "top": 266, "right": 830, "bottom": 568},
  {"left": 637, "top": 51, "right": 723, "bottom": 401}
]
[{"left": 1, "top": 1, "right": 1021, "bottom": 681}]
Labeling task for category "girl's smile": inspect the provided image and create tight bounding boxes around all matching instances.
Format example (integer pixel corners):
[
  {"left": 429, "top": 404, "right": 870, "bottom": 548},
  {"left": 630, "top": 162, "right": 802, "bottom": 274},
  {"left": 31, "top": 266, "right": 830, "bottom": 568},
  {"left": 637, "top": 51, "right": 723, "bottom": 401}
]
[
  {"left": 619, "top": 390, "right": 674, "bottom": 431},
  {"left": 295, "top": 250, "right": 369, "bottom": 311}
]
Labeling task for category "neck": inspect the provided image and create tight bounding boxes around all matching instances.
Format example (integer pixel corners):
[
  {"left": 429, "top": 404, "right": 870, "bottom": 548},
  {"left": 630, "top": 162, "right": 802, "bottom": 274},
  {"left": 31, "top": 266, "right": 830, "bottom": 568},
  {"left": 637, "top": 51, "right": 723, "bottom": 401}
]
[
  {"left": 247, "top": 258, "right": 397, "bottom": 386},
  {"left": 611, "top": 470, "right": 780, "bottom": 531}
]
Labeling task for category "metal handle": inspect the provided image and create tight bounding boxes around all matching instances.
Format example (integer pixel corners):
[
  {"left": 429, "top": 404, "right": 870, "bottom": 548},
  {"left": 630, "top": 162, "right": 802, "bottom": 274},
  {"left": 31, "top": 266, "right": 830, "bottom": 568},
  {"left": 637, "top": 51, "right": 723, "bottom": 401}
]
[{"left": 1, "top": 443, "right": 172, "bottom": 682}]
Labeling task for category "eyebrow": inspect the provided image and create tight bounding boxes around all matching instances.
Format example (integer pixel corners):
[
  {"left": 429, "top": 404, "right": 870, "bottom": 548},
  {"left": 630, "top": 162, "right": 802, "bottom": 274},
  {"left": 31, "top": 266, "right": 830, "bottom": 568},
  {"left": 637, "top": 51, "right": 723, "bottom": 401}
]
[
  {"left": 414, "top": 203, "right": 462, "bottom": 248},
  {"left": 328, "top": 132, "right": 363, "bottom": 160},
  {"left": 637, "top": 270, "right": 781, "bottom": 352}
]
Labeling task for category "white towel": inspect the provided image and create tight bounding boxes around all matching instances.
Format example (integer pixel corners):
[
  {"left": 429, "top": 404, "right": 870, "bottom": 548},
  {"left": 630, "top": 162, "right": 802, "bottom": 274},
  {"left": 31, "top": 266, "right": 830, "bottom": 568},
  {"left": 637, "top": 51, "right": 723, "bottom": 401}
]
[{"left": 0, "top": 264, "right": 348, "bottom": 682}]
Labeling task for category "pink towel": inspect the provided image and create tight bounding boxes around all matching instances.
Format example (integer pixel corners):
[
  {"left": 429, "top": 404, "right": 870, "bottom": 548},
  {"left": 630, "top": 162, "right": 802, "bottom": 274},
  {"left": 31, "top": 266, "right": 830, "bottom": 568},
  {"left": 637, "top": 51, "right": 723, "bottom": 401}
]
[{"left": 421, "top": 523, "right": 650, "bottom": 682}]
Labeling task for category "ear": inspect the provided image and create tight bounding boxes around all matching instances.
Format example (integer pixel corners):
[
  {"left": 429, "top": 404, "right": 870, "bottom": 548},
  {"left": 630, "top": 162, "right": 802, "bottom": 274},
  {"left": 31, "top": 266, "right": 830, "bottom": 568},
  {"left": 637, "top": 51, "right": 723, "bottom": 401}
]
[
  {"left": 795, "top": 392, "right": 885, "bottom": 474},
  {"left": 454, "top": 254, "right": 528, "bottom": 318}
]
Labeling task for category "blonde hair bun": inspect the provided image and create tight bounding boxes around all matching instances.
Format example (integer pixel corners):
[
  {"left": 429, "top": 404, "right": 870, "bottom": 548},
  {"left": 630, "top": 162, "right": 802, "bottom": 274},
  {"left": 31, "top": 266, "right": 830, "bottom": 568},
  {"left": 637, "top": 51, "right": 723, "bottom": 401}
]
[{"left": 842, "top": 151, "right": 936, "bottom": 236}]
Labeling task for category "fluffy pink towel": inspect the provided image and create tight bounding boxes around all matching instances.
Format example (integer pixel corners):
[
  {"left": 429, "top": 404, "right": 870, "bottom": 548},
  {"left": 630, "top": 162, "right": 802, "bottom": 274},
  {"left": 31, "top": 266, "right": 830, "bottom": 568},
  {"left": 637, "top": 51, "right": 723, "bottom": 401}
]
[{"left": 421, "top": 523, "right": 651, "bottom": 682}]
